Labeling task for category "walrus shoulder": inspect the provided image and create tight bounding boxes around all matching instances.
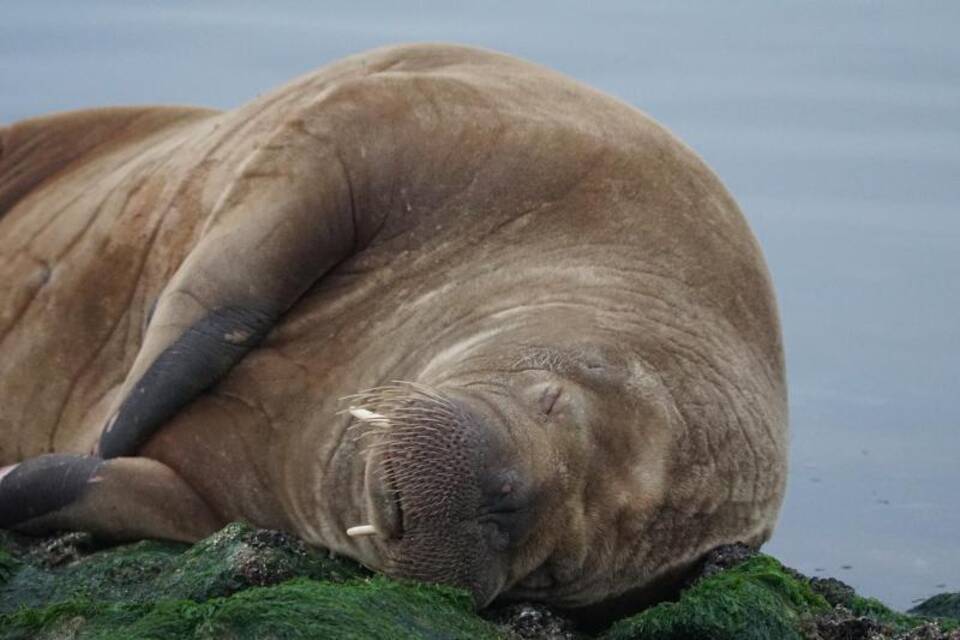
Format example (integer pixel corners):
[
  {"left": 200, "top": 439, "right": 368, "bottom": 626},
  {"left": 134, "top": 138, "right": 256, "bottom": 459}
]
[{"left": 0, "top": 105, "right": 216, "bottom": 216}]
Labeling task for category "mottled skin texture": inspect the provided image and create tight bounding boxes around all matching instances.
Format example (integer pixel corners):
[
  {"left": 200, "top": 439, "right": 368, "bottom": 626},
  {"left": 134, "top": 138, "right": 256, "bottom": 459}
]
[{"left": 0, "top": 44, "right": 787, "bottom": 608}]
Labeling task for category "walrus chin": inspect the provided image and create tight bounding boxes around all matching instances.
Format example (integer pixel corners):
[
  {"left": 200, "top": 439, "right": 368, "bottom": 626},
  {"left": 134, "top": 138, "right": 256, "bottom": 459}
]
[{"left": 343, "top": 382, "right": 530, "bottom": 606}]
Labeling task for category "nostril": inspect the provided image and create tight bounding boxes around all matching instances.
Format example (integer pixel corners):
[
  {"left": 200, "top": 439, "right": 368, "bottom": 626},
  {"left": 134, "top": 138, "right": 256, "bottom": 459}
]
[
  {"left": 480, "top": 470, "right": 525, "bottom": 513},
  {"left": 477, "top": 470, "right": 538, "bottom": 548}
]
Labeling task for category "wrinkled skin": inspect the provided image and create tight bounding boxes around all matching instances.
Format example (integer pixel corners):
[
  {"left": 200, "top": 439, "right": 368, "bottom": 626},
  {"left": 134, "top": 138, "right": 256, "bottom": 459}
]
[{"left": 0, "top": 44, "right": 787, "bottom": 608}]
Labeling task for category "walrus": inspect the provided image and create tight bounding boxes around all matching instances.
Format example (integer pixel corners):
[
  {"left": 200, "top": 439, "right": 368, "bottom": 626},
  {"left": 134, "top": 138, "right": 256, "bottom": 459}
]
[{"left": 0, "top": 43, "right": 787, "bottom": 609}]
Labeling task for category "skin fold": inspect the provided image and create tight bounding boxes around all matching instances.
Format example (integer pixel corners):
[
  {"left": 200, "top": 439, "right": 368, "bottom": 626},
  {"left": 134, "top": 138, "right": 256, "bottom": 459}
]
[{"left": 0, "top": 43, "right": 787, "bottom": 608}]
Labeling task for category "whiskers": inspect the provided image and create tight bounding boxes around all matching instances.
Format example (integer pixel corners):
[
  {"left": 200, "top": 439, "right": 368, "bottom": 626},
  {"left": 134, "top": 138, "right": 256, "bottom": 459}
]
[{"left": 339, "top": 381, "right": 478, "bottom": 528}]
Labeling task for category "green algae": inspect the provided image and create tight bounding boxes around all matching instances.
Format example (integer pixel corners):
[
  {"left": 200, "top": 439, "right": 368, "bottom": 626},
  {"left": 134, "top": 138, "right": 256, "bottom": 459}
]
[
  {"left": 0, "top": 524, "right": 501, "bottom": 639},
  {"left": 850, "top": 595, "right": 929, "bottom": 633},
  {"left": 1, "top": 578, "right": 502, "bottom": 640},
  {"left": 910, "top": 592, "right": 960, "bottom": 622},
  {"left": 0, "top": 550, "right": 17, "bottom": 585},
  {"left": 604, "top": 555, "right": 830, "bottom": 640},
  {"left": 2, "top": 524, "right": 956, "bottom": 639},
  {"left": 602, "top": 554, "right": 960, "bottom": 640},
  {"left": 1, "top": 539, "right": 186, "bottom": 614},
  {"left": 197, "top": 578, "right": 499, "bottom": 640},
  {"left": 0, "top": 523, "right": 364, "bottom": 616},
  {"left": 146, "top": 523, "right": 367, "bottom": 602}
]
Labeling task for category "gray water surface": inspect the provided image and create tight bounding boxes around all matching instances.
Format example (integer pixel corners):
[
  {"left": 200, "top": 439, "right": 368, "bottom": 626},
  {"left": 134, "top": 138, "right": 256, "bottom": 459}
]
[{"left": 2, "top": 1, "right": 957, "bottom": 611}]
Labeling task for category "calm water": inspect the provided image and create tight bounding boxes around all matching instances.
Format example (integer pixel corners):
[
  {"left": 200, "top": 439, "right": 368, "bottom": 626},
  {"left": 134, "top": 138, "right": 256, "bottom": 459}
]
[{"left": 2, "top": 1, "right": 957, "bottom": 611}]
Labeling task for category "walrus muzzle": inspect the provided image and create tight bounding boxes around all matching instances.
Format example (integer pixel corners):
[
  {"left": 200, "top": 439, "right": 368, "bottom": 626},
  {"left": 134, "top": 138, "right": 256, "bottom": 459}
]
[{"left": 348, "top": 383, "right": 534, "bottom": 605}]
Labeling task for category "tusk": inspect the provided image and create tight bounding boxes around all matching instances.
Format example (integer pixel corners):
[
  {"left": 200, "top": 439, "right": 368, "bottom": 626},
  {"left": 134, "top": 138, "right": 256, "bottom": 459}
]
[
  {"left": 0, "top": 464, "right": 17, "bottom": 484},
  {"left": 349, "top": 408, "right": 389, "bottom": 425},
  {"left": 346, "top": 524, "right": 379, "bottom": 538}
]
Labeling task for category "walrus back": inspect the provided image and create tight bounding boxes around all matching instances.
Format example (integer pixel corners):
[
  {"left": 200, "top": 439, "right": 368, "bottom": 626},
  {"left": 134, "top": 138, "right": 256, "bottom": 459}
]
[
  {"left": 0, "top": 106, "right": 215, "bottom": 219},
  {"left": 0, "top": 106, "right": 219, "bottom": 464}
]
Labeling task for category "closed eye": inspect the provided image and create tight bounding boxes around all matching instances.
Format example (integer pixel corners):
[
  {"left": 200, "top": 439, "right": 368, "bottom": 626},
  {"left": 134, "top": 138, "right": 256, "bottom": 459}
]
[{"left": 540, "top": 385, "right": 562, "bottom": 415}]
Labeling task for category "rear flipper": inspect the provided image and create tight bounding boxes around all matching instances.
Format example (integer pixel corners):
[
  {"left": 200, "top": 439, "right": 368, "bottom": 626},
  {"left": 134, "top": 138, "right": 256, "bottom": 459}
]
[{"left": 0, "top": 454, "right": 223, "bottom": 542}]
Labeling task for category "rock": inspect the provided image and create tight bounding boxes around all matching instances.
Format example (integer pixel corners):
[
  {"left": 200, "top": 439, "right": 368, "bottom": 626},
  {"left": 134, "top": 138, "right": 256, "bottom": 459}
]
[
  {"left": 0, "top": 523, "right": 500, "bottom": 639},
  {"left": 692, "top": 541, "right": 759, "bottom": 581},
  {"left": 806, "top": 605, "right": 894, "bottom": 640},
  {"left": 911, "top": 594, "right": 960, "bottom": 621},
  {"left": 810, "top": 577, "right": 858, "bottom": 608},
  {"left": 1, "top": 525, "right": 957, "bottom": 639},
  {"left": 603, "top": 553, "right": 960, "bottom": 640},
  {"left": 485, "top": 602, "right": 582, "bottom": 639},
  {"left": 0, "top": 522, "right": 366, "bottom": 615},
  {"left": 25, "top": 531, "right": 98, "bottom": 568},
  {"left": 604, "top": 555, "right": 830, "bottom": 640},
  {"left": 898, "top": 622, "right": 960, "bottom": 640}
]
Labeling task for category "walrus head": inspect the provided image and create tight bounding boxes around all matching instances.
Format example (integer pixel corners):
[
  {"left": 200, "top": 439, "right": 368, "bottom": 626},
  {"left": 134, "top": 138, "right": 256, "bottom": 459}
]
[{"left": 343, "top": 340, "right": 681, "bottom": 608}]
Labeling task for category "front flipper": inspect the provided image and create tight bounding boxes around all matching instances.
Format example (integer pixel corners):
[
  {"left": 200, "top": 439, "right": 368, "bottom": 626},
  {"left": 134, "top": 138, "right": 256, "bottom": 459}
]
[
  {"left": 0, "top": 454, "right": 223, "bottom": 542},
  {"left": 98, "top": 306, "right": 274, "bottom": 458},
  {"left": 97, "top": 124, "right": 356, "bottom": 458}
]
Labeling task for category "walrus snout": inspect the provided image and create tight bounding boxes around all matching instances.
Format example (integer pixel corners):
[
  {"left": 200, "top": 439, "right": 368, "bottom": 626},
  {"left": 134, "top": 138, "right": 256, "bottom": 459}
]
[
  {"left": 346, "top": 383, "right": 532, "bottom": 604},
  {"left": 360, "top": 441, "right": 404, "bottom": 540},
  {"left": 475, "top": 469, "right": 538, "bottom": 553}
]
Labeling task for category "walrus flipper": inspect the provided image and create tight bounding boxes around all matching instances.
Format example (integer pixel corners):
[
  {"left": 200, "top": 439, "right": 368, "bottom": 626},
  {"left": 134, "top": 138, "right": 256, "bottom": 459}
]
[
  {"left": 97, "top": 306, "right": 275, "bottom": 458},
  {"left": 98, "top": 129, "right": 357, "bottom": 458},
  {"left": 0, "top": 455, "right": 222, "bottom": 541}
]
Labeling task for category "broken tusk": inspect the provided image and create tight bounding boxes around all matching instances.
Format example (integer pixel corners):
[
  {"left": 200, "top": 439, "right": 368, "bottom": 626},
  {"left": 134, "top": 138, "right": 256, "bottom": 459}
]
[
  {"left": 349, "top": 408, "right": 389, "bottom": 424},
  {"left": 346, "top": 524, "right": 379, "bottom": 537}
]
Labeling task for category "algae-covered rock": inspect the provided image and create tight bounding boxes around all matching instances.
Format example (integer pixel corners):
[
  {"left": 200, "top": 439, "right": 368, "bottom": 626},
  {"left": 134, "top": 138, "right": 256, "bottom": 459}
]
[
  {"left": 1, "top": 527, "right": 957, "bottom": 639},
  {"left": 150, "top": 523, "right": 366, "bottom": 601},
  {"left": 911, "top": 593, "right": 960, "bottom": 621},
  {"left": 0, "top": 523, "right": 363, "bottom": 615},
  {"left": 604, "top": 555, "right": 830, "bottom": 640},
  {"left": 808, "top": 577, "right": 857, "bottom": 608},
  {"left": 603, "top": 549, "right": 959, "bottom": 640},
  {"left": 0, "top": 523, "right": 503, "bottom": 639},
  {"left": 2, "top": 577, "right": 502, "bottom": 640}
]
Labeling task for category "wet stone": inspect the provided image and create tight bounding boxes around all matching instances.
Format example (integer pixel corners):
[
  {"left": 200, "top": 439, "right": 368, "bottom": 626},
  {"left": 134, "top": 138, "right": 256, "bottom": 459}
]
[
  {"left": 485, "top": 602, "right": 582, "bottom": 639},
  {"left": 690, "top": 541, "right": 759, "bottom": 582},
  {"left": 811, "top": 577, "right": 859, "bottom": 608},
  {"left": 809, "top": 606, "right": 893, "bottom": 640}
]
